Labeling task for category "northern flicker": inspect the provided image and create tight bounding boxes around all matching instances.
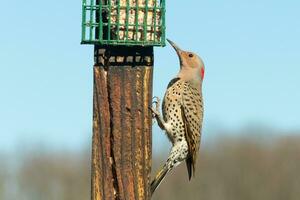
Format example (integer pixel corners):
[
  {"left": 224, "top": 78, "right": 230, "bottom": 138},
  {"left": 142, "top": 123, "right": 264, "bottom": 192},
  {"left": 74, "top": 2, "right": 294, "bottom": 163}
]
[{"left": 150, "top": 39, "right": 205, "bottom": 195}]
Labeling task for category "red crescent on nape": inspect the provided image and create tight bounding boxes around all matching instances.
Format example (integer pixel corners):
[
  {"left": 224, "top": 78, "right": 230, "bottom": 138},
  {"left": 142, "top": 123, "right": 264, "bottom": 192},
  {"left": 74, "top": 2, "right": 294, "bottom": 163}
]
[{"left": 201, "top": 68, "right": 205, "bottom": 80}]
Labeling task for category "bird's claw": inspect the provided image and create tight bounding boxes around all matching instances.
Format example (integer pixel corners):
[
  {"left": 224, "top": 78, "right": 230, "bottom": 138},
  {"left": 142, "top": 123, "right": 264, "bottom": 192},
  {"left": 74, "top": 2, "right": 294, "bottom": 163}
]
[
  {"left": 150, "top": 96, "right": 161, "bottom": 119},
  {"left": 150, "top": 107, "right": 160, "bottom": 119},
  {"left": 152, "top": 96, "right": 161, "bottom": 111}
]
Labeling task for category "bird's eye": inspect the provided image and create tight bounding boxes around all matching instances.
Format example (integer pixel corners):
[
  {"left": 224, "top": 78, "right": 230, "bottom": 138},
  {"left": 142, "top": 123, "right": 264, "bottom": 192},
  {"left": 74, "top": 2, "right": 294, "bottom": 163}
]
[{"left": 188, "top": 54, "right": 194, "bottom": 58}]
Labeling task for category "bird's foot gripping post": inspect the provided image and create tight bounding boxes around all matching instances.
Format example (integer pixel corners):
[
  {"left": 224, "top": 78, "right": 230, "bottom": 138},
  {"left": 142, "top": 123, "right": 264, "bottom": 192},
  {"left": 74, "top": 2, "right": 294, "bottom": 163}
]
[
  {"left": 92, "top": 45, "right": 154, "bottom": 200},
  {"left": 150, "top": 96, "right": 166, "bottom": 131},
  {"left": 151, "top": 96, "right": 161, "bottom": 117}
]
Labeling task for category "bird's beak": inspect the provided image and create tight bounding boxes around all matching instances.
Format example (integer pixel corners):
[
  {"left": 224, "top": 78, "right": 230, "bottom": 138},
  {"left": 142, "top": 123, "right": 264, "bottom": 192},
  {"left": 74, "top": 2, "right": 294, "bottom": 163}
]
[
  {"left": 167, "top": 39, "right": 182, "bottom": 55},
  {"left": 167, "top": 39, "right": 183, "bottom": 65}
]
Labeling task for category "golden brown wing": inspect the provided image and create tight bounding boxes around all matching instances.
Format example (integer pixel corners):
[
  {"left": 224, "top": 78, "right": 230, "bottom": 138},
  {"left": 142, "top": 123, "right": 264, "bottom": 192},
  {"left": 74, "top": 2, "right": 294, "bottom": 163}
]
[{"left": 181, "top": 82, "right": 203, "bottom": 179}]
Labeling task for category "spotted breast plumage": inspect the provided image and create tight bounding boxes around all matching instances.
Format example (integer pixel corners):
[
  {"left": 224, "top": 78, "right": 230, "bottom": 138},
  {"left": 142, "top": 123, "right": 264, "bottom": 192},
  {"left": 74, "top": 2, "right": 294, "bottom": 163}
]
[{"left": 150, "top": 39, "right": 205, "bottom": 195}]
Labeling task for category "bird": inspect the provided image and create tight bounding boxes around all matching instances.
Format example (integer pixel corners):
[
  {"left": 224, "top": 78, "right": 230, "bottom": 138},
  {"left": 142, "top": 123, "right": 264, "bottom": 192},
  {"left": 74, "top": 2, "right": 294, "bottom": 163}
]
[{"left": 150, "top": 39, "right": 205, "bottom": 195}]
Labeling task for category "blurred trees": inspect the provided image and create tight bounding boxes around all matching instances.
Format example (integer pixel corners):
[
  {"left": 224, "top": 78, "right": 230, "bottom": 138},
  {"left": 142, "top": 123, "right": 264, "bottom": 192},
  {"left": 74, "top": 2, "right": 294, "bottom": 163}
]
[
  {"left": 152, "top": 135, "right": 300, "bottom": 200},
  {"left": 1, "top": 134, "right": 300, "bottom": 200},
  {"left": 18, "top": 151, "right": 90, "bottom": 200},
  {"left": 0, "top": 155, "right": 6, "bottom": 198}
]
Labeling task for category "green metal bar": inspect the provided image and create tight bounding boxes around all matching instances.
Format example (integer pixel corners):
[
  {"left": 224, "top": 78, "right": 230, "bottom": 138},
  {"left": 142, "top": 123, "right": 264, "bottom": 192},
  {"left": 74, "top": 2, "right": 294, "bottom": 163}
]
[
  {"left": 104, "top": 22, "right": 156, "bottom": 27},
  {"left": 89, "top": 0, "right": 95, "bottom": 41},
  {"left": 153, "top": 0, "right": 157, "bottom": 42},
  {"left": 161, "top": 0, "right": 166, "bottom": 45},
  {"left": 143, "top": 0, "right": 149, "bottom": 41},
  {"left": 108, "top": 0, "right": 112, "bottom": 40},
  {"left": 116, "top": 0, "right": 121, "bottom": 40},
  {"left": 82, "top": 0, "right": 87, "bottom": 42},
  {"left": 85, "top": 5, "right": 100, "bottom": 10},
  {"left": 116, "top": 6, "right": 158, "bottom": 9},
  {"left": 82, "top": 39, "right": 162, "bottom": 45},
  {"left": 88, "top": 22, "right": 100, "bottom": 25},
  {"left": 98, "top": 0, "right": 103, "bottom": 41},
  {"left": 125, "top": 0, "right": 130, "bottom": 40},
  {"left": 135, "top": 0, "right": 139, "bottom": 41}
]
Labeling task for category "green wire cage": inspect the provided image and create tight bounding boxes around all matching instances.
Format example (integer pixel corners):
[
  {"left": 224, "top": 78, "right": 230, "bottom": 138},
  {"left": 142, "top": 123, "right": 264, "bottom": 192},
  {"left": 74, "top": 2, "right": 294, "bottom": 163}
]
[{"left": 81, "top": 0, "right": 166, "bottom": 46}]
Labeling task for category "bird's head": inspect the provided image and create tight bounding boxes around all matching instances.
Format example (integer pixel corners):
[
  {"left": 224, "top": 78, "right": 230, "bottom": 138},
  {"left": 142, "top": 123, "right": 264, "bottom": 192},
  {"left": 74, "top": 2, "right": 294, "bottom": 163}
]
[{"left": 167, "top": 39, "right": 205, "bottom": 84}]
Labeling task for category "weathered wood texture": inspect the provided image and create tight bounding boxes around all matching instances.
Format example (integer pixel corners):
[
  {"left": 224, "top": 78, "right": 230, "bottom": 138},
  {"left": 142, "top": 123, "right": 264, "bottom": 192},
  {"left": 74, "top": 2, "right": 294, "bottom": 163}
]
[{"left": 92, "top": 46, "right": 153, "bottom": 200}]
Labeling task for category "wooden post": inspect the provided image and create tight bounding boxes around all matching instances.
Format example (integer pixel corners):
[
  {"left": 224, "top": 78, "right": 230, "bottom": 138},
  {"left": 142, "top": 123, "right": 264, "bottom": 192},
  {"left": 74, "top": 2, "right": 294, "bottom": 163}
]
[{"left": 91, "top": 45, "right": 153, "bottom": 200}]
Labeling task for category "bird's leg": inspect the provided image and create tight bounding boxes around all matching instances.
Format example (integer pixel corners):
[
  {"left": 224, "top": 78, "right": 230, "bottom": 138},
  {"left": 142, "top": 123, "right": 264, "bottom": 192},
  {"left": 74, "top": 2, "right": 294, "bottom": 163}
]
[{"left": 150, "top": 96, "right": 166, "bottom": 130}]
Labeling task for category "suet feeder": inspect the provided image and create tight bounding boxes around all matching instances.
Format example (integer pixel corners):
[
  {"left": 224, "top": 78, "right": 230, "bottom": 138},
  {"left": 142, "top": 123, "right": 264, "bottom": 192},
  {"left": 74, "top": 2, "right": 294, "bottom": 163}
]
[{"left": 81, "top": 0, "right": 166, "bottom": 46}]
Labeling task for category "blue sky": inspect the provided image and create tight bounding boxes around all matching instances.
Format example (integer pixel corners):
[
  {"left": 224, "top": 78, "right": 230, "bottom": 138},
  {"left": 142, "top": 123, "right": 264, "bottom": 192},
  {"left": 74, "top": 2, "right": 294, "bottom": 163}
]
[{"left": 1, "top": 0, "right": 300, "bottom": 152}]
